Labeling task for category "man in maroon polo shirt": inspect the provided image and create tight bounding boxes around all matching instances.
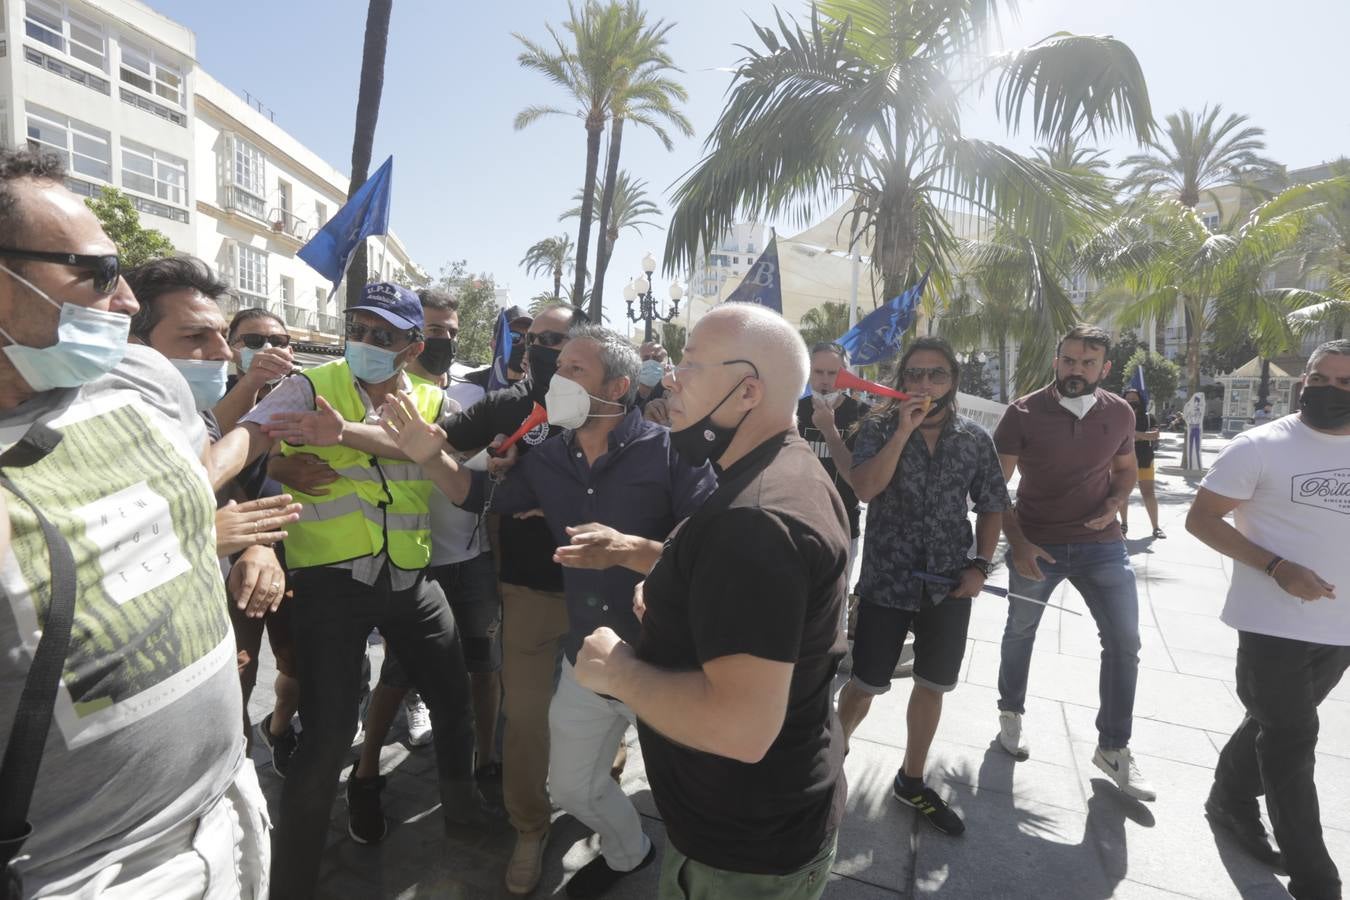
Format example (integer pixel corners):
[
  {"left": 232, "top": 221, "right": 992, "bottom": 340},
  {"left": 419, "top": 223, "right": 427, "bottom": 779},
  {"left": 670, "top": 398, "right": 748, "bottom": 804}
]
[{"left": 992, "top": 324, "right": 1155, "bottom": 801}]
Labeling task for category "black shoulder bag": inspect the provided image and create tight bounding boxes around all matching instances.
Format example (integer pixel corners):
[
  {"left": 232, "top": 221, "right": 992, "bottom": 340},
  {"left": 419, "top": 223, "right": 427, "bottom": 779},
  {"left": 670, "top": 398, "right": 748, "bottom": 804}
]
[{"left": 0, "top": 424, "right": 75, "bottom": 900}]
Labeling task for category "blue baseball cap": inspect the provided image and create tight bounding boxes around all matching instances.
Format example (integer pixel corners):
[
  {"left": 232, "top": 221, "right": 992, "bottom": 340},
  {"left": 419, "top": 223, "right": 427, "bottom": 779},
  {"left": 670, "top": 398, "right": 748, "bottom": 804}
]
[{"left": 347, "top": 282, "right": 423, "bottom": 331}]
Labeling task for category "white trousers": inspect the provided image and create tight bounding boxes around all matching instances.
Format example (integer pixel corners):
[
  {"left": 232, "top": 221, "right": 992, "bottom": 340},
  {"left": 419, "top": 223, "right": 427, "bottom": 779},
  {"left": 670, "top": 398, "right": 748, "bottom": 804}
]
[{"left": 548, "top": 661, "right": 651, "bottom": 870}]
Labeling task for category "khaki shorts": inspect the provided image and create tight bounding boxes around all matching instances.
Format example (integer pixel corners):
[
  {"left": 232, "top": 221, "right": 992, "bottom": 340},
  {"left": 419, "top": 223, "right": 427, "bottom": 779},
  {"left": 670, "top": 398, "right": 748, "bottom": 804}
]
[{"left": 1137, "top": 464, "right": 1155, "bottom": 482}]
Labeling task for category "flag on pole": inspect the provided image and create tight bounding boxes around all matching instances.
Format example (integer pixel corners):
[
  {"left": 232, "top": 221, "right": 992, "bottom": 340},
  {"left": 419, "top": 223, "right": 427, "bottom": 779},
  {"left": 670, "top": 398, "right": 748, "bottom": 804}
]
[
  {"left": 1127, "top": 364, "right": 1149, "bottom": 411},
  {"left": 487, "top": 309, "right": 515, "bottom": 392},
  {"left": 298, "top": 156, "right": 394, "bottom": 285},
  {"left": 835, "top": 269, "right": 930, "bottom": 367},
  {"left": 724, "top": 234, "right": 782, "bottom": 313}
]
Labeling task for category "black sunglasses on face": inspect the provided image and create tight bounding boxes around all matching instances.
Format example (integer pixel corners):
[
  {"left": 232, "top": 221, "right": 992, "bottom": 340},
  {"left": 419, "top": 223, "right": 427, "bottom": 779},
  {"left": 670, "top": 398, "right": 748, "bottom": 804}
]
[
  {"left": 345, "top": 318, "right": 419, "bottom": 349},
  {"left": 524, "top": 331, "right": 567, "bottom": 348},
  {"left": 235, "top": 333, "right": 291, "bottom": 350},
  {"left": 0, "top": 247, "right": 121, "bottom": 295}
]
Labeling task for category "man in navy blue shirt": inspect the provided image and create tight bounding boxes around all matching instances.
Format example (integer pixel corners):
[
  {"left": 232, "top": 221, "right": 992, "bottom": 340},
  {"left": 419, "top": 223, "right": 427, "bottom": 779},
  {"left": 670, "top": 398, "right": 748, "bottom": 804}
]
[{"left": 382, "top": 324, "right": 715, "bottom": 899}]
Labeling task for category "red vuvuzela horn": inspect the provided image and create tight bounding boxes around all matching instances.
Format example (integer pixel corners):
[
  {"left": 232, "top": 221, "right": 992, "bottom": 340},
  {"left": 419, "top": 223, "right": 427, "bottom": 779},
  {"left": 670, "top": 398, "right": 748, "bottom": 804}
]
[
  {"left": 834, "top": 368, "right": 911, "bottom": 401},
  {"left": 490, "top": 402, "right": 549, "bottom": 457}
]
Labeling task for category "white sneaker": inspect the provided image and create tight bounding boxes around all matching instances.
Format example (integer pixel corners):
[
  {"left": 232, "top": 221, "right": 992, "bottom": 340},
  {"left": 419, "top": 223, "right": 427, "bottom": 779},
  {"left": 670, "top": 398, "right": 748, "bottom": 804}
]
[
  {"left": 404, "top": 692, "right": 433, "bottom": 747},
  {"left": 351, "top": 720, "right": 366, "bottom": 748},
  {"left": 998, "top": 711, "right": 1030, "bottom": 760},
  {"left": 1093, "top": 746, "right": 1156, "bottom": 801}
]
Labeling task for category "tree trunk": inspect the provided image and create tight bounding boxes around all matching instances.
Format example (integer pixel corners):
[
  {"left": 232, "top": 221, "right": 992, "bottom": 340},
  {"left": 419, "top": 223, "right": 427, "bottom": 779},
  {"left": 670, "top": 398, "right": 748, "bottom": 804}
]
[
  {"left": 997, "top": 335, "right": 1008, "bottom": 403},
  {"left": 572, "top": 112, "right": 604, "bottom": 312},
  {"left": 344, "top": 0, "right": 393, "bottom": 312},
  {"left": 591, "top": 118, "right": 624, "bottom": 323},
  {"left": 552, "top": 264, "right": 562, "bottom": 300},
  {"left": 1185, "top": 307, "right": 1201, "bottom": 396},
  {"left": 1257, "top": 357, "right": 1271, "bottom": 406}
]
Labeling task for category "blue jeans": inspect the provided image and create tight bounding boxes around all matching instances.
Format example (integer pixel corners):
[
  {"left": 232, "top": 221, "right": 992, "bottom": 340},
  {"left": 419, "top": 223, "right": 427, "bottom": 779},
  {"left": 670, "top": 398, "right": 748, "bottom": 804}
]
[{"left": 996, "top": 540, "right": 1141, "bottom": 749}]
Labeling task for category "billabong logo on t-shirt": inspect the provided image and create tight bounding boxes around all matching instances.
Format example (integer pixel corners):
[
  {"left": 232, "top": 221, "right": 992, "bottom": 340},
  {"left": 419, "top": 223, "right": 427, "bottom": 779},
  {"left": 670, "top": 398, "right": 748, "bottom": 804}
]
[{"left": 1292, "top": 468, "right": 1350, "bottom": 515}]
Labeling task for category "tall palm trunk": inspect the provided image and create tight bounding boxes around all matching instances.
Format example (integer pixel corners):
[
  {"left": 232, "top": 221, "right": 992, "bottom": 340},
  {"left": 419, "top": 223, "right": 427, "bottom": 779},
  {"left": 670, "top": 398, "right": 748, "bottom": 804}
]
[
  {"left": 591, "top": 118, "right": 625, "bottom": 322},
  {"left": 1257, "top": 357, "right": 1271, "bottom": 407},
  {"left": 572, "top": 112, "right": 604, "bottom": 312},
  {"left": 1184, "top": 305, "right": 1202, "bottom": 396},
  {"left": 552, "top": 264, "right": 562, "bottom": 300},
  {"left": 997, "top": 335, "right": 1008, "bottom": 403},
  {"left": 344, "top": 0, "right": 392, "bottom": 311}
]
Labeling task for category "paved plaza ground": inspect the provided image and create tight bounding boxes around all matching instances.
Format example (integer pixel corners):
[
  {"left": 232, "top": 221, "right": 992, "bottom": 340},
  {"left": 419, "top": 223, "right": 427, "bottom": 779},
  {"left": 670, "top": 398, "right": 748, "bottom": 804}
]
[{"left": 245, "top": 431, "right": 1349, "bottom": 898}]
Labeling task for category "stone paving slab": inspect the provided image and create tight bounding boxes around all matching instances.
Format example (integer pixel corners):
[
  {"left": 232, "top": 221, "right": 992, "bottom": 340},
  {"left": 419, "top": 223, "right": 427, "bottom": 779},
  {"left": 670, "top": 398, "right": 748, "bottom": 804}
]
[{"left": 242, "top": 434, "right": 1345, "bottom": 898}]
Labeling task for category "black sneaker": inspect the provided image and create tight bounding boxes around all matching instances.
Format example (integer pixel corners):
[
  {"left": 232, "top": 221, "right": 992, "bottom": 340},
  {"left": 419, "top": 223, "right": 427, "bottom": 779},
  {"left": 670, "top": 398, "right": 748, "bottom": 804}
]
[
  {"left": 346, "top": 762, "right": 388, "bottom": 845},
  {"left": 1205, "top": 790, "right": 1283, "bottom": 870},
  {"left": 256, "top": 713, "right": 300, "bottom": 779},
  {"left": 894, "top": 776, "right": 966, "bottom": 836},
  {"left": 564, "top": 841, "right": 656, "bottom": 899}
]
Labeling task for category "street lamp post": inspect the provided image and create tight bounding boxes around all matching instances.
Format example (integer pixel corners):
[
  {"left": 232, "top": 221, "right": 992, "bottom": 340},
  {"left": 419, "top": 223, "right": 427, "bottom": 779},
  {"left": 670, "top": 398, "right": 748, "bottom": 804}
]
[{"left": 624, "top": 251, "right": 683, "bottom": 343}]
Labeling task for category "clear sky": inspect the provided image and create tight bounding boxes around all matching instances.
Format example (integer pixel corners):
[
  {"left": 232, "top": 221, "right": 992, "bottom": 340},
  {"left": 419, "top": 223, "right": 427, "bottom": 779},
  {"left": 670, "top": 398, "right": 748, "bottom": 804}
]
[{"left": 152, "top": 0, "right": 1350, "bottom": 327}]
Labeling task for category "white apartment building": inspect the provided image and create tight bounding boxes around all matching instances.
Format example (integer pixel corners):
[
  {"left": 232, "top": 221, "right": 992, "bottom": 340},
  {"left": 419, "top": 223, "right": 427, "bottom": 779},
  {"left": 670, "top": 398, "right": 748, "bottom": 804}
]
[
  {"left": 1, "top": 0, "right": 424, "bottom": 348},
  {"left": 684, "top": 221, "right": 768, "bottom": 304}
]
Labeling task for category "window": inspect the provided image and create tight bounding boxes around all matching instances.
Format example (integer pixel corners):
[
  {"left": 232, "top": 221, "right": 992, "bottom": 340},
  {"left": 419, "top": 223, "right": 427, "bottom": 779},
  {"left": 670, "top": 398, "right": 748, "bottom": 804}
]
[
  {"left": 121, "top": 139, "right": 186, "bottom": 206},
  {"left": 228, "top": 136, "right": 266, "bottom": 218},
  {"left": 26, "top": 105, "right": 110, "bottom": 182},
  {"left": 314, "top": 201, "right": 328, "bottom": 226},
  {"left": 280, "top": 276, "right": 293, "bottom": 304},
  {"left": 1203, "top": 213, "right": 1220, "bottom": 232},
  {"left": 24, "top": 1, "right": 105, "bottom": 70},
  {"left": 119, "top": 42, "right": 182, "bottom": 107},
  {"left": 236, "top": 245, "right": 268, "bottom": 300}
]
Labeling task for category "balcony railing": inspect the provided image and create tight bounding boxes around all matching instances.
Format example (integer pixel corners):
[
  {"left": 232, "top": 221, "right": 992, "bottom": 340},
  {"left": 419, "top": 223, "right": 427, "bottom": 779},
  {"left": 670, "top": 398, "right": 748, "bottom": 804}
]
[
  {"left": 268, "top": 208, "right": 309, "bottom": 240},
  {"left": 282, "top": 304, "right": 314, "bottom": 330},
  {"left": 316, "top": 313, "right": 341, "bottom": 335},
  {"left": 224, "top": 185, "right": 266, "bottom": 220}
]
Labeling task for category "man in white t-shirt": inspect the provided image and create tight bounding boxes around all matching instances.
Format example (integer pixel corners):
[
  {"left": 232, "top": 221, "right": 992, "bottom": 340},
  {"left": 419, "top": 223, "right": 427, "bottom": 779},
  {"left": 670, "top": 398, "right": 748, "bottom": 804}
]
[{"left": 1186, "top": 339, "right": 1350, "bottom": 900}]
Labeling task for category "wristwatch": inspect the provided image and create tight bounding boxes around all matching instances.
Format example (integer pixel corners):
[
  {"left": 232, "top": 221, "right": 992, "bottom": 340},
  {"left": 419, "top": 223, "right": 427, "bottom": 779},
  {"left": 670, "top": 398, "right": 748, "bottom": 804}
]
[{"left": 964, "top": 557, "right": 992, "bottom": 577}]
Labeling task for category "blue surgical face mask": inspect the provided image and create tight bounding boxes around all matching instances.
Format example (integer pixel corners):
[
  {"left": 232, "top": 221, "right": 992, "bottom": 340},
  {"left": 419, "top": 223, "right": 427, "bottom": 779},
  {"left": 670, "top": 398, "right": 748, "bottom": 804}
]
[
  {"left": 0, "top": 263, "right": 129, "bottom": 391},
  {"left": 638, "top": 359, "right": 665, "bottom": 388},
  {"left": 171, "top": 358, "right": 229, "bottom": 411},
  {"left": 345, "top": 340, "right": 402, "bottom": 383}
]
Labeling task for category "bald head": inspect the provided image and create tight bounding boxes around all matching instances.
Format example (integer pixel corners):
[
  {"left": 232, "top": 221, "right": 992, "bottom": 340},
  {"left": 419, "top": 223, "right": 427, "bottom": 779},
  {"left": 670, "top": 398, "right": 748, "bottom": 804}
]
[{"left": 691, "top": 304, "right": 808, "bottom": 420}]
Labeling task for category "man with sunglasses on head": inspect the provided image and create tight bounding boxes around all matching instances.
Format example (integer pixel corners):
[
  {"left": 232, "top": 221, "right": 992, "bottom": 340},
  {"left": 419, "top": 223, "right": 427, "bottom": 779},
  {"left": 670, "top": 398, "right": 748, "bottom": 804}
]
[
  {"left": 993, "top": 323, "right": 1154, "bottom": 801},
  {"left": 836, "top": 337, "right": 1008, "bottom": 837},
  {"left": 0, "top": 147, "right": 270, "bottom": 897},
  {"left": 568, "top": 304, "right": 849, "bottom": 900},
  {"left": 233, "top": 281, "right": 489, "bottom": 897}
]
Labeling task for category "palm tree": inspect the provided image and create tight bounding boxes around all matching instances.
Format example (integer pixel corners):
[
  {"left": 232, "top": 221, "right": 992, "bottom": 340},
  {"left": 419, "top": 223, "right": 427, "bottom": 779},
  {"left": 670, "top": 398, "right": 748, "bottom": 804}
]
[
  {"left": 520, "top": 234, "right": 575, "bottom": 299},
  {"left": 1287, "top": 163, "right": 1350, "bottom": 339},
  {"left": 664, "top": 1, "right": 1154, "bottom": 312},
  {"left": 344, "top": 0, "right": 393, "bottom": 310},
  {"left": 515, "top": 1, "right": 689, "bottom": 322},
  {"left": 797, "top": 301, "right": 852, "bottom": 351},
  {"left": 1083, "top": 187, "right": 1333, "bottom": 400},
  {"left": 561, "top": 170, "right": 660, "bottom": 280}
]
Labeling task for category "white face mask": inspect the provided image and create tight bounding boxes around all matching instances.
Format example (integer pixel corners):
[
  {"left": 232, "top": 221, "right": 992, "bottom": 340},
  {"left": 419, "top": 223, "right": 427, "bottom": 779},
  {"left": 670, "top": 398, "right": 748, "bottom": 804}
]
[
  {"left": 818, "top": 391, "right": 842, "bottom": 407},
  {"left": 545, "top": 374, "right": 625, "bottom": 429},
  {"left": 1058, "top": 393, "right": 1098, "bottom": 419}
]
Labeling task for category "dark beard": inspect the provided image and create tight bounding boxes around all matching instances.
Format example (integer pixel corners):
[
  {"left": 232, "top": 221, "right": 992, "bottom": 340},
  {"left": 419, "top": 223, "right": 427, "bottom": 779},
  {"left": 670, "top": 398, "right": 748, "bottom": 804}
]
[{"left": 1055, "top": 375, "right": 1099, "bottom": 398}]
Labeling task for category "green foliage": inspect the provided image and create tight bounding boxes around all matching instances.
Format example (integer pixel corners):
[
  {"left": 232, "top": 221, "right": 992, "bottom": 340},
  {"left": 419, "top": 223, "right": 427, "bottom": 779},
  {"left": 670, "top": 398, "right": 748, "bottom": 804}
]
[
  {"left": 521, "top": 235, "right": 575, "bottom": 299},
  {"left": 430, "top": 261, "right": 499, "bottom": 365},
  {"left": 659, "top": 321, "right": 685, "bottom": 363},
  {"left": 797, "top": 302, "right": 851, "bottom": 351},
  {"left": 1119, "top": 348, "right": 1182, "bottom": 415},
  {"left": 1100, "top": 329, "right": 1143, "bottom": 394},
  {"left": 85, "top": 187, "right": 175, "bottom": 267},
  {"left": 959, "top": 353, "right": 995, "bottom": 400}
]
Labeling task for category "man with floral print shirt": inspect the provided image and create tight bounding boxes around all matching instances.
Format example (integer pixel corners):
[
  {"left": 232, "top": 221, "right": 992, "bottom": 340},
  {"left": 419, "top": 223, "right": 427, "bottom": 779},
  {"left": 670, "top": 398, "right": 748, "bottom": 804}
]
[{"left": 835, "top": 337, "right": 1008, "bottom": 836}]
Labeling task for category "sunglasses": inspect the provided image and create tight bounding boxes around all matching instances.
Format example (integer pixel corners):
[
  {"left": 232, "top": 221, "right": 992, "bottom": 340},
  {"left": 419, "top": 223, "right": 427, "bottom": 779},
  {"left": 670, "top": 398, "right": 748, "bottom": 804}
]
[
  {"left": 901, "top": 367, "right": 952, "bottom": 385},
  {"left": 0, "top": 247, "right": 121, "bottom": 295},
  {"left": 524, "top": 331, "right": 567, "bottom": 348},
  {"left": 345, "top": 318, "right": 420, "bottom": 349},
  {"left": 234, "top": 333, "right": 291, "bottom": 350}
]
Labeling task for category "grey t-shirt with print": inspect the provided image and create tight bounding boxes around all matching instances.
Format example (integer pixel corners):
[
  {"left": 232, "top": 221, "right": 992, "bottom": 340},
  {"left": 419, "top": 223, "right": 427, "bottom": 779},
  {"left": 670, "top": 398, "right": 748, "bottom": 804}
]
[{"left": 0, "top": 345, "right": 243, "bottom": 895}]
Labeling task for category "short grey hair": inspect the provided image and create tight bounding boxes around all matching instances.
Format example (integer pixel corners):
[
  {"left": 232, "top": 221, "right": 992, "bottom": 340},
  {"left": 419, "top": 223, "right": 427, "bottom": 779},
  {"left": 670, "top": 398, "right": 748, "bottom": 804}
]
[
  {"left": 568, "top": 324, "right": 641, "bottom": 406},
  {"left": 1307, "top": 339, "right": 1350, "bottom": 373}
]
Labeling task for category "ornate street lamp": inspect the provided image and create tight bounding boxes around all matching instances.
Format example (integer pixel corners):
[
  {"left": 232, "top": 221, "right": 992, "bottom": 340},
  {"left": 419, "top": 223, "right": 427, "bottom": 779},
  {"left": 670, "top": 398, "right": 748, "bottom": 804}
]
[{"left": 625, "top": 251, "right": 682, "bottom": 343}]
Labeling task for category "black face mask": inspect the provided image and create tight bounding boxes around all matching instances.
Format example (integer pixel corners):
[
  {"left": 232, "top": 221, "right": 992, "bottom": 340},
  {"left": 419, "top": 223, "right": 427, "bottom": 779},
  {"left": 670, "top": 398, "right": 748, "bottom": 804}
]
[
  {"left": 417, "top": 337, "right": 456, "bottom": 376},
  {"left": 508, "top": 340, "right": 527, "bottom": 374},
  {"left": 924, "top": 391, "right": 953, "bottom": 419},
  {"left": 1300, "top": 384, "right": 1350, "bottom": 430},
  {"left": 670, "top": 377, "right": 752, "bottom": 468},
  {"left": 525, "top": 345, "right": 560, "bottom": 402}
]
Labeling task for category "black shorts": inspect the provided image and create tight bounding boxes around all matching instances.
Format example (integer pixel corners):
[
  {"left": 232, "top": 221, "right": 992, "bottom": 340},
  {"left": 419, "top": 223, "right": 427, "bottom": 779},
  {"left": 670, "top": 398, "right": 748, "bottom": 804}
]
[{"left": 851, "top": 597, "right": 971, "bottom": 694}]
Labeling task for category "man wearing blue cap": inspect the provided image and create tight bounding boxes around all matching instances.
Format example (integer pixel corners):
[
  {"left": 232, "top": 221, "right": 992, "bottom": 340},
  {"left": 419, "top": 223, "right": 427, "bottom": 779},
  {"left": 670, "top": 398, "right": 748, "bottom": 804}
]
[{"left": 235, "top": 282, "right": 489, "bottom": 898}]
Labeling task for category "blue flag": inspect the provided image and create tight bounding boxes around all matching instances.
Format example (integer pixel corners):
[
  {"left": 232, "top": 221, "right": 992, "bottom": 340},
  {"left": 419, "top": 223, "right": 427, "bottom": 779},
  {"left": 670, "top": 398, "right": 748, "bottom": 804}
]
[
  {"left": 835, "top": 269, "right": 930, "bottom": 367},
  {"left": 298, "top": 156, "right": 393, "bottom": 285},
  {"left": 488, "top": 310, "right": 514, "bottom": 392},
  {"left": 724, "top": 235, "right": 781, "bottom": 313},
  {"left": 1127, "top": 364, "right": 1149, "bottom": 411}
]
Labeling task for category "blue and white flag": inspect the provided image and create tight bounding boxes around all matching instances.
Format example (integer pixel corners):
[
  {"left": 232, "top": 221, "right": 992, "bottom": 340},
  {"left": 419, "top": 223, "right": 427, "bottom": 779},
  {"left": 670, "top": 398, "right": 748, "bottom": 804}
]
[
  {"left": 298, "top": 156, "right": 393, "bottom": 285},
  {"left": 488, "top": 309, "right": 514, "bottom": 392},
  {"left": 835, "top": 269, "right": 930, "bottom": 367},
  {"left": 1127, "top": 363, "right": 1149, "bottom": 410},
  {"left": 724, "top": 235, "right": 782, "bottom": 313}
]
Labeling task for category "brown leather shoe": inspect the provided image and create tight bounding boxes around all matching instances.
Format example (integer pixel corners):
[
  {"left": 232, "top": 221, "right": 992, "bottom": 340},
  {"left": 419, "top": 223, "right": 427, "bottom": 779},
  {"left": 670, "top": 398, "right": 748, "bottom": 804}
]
[{"left": 505, "top": 827, "right": 550, "bottom": 895}]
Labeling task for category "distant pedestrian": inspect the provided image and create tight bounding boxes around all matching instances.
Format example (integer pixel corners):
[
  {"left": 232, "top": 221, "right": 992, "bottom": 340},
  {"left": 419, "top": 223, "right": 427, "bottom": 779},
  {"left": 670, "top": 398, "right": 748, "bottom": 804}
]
[
  {"left": 1186, "top": 339, "right": 1350, "bottom": 899},
  {"left": 1119, "top": 388, "right": 1163, "bottom": 538}
]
